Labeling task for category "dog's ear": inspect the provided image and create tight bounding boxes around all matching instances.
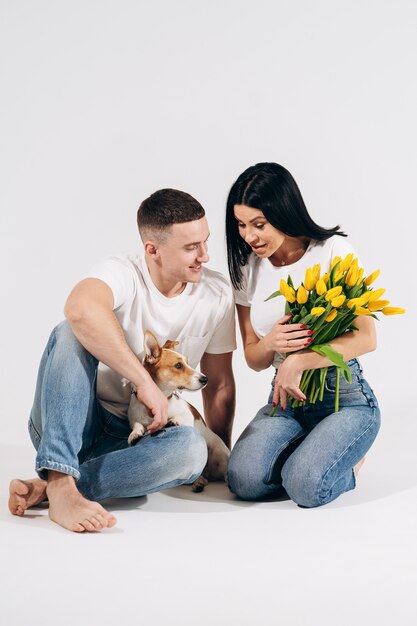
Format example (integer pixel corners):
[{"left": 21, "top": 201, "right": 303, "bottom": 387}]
[
  {"left": 162, "top": 339, "right": 179, "bottom": 350},
  {"left": 144, "top": 331, "right": 162, "bottom": 363}
]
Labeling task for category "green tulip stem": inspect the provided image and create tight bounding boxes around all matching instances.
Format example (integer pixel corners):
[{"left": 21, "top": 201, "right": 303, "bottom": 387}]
[
  {"left": 319, "top": 367, "right": 327, "bottom": 401},
  {"left": 335, "top": 367, "right": 340, "bottom": 412}
]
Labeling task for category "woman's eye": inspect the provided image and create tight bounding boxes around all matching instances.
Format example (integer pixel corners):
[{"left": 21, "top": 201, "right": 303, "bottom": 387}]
[
  {"left": 255, "top": 223, "right": 265, "bottom": 229},
  {"left": 174, "top": 362, "right": 183, "bottom": 369}
]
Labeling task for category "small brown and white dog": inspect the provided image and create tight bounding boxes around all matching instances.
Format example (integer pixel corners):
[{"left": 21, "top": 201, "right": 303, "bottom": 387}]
[{"left": 123, "top": 331, "right": 230, "bottom": 492}]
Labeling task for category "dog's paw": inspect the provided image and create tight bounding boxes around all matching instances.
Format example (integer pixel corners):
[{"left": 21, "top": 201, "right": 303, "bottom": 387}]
[
  {"left": 167, "top": 418, "right": 181, "bottom": 427},
  {"left": 192, "top": 475, "right": 209, "bottom": 493},
  {"left": 128, "top": 425, "right": 145, "bottom": 445}
]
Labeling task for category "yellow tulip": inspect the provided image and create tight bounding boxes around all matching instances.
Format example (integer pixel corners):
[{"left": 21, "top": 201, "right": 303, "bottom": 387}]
[
  {"left": 280, "top": 279, "right": 289, "bottom": 297},
  {"left": 356, "top": 268, "right": 364, "bottom": 284},
  {"left": 325, "top": 286, "right": 343, "bottom": 301},
  {"left": 367, "top": 299, "right": 390, "bottom": 312},
  {"left": 316, "top": 278, "right": 327, "bottom": 296},
  {"left": 311, "top": 306, "right": 326, "bottom": 316},
  {"left": 340, "top": 253, "right": 354, "bottom": 272},
  {"left": 321, "top": 273, "right": 329, "bottom": 284},
  {"left": 345, "top": 266, "right": 359, "bottom": 287},
  {"left": 331, "top": 295, "right": 346, "bottom": 308},
  {"left": 368, "top": 288, "right": 386, "bottom": 302},
  {"left": 360, "top": 291, "right": 373, "bottom": 303},
  {"left": 381, "top": 307, "right": 406, "bottom": 315},
  {"left": 331, "top": 256, "right": 341, "bottom": 270},
  {"left": 353, "top": 306, "right": 372, "bottom": 316},
  {"left": 334, "top": 268, "right": 345, "bottom": 282},
  {"left": 313, "top": 264, "right": 321, "bottom": 281},
  {"left": 364, "top": 269, "right": 380, "bottom": 286},
  {"left": 296, "top": 285, "right": 308, "bottom": 304},
  {"left": 286, "top": 287, "right": 296, "bottom": 303},
  {"left": 304, "top": 268, "right": 316, "bottom": 291},
  {"left": 347, "top": 296, "right": 368, "bottom": 309},
  {"left": 326, "top": 309, "right": 338, "bottom": 322}
]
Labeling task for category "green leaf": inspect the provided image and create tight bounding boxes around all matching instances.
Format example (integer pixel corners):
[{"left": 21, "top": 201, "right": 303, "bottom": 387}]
[
  {"left": 311, "top": 343, "right": 351, "bottom": 382},
  {"left": 265, "top": 290, "right": 282, "bottom": 302}
]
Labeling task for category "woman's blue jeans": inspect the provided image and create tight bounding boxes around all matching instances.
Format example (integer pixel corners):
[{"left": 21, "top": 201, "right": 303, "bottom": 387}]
[
  {"left": 28, "top": 321, "right": 208, "bottom": 501},
  {"left": 227, "top": 360, "right": 381, "bottom": 508}
]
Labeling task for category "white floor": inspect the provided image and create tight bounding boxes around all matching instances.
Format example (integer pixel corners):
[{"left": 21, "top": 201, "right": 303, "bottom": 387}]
[{"left": 1, "top": 415, "right": 417, "bottom": 626}]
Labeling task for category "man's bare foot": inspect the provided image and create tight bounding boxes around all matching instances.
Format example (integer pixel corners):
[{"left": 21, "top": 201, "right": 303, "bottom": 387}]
[
  {"left": 46, "top": 471, "right": 117, "bottom": 533},
  {"left": 354, "top": 456, "right": 366, "bottom": 477},
  {"left": 9, "top": 478, "right": 48, "bottom": 516}
]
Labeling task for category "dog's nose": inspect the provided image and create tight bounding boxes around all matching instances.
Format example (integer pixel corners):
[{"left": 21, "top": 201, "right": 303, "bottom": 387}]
[{"left": 199, "top": 375, "right": 208, "bottom": 385}]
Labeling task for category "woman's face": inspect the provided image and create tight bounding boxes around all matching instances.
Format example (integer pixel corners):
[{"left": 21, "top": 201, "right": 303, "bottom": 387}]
[{"left": 234, "top": 204, "right": 284, "bottom": 258}]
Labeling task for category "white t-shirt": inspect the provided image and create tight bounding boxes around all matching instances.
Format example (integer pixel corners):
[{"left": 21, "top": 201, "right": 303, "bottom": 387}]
[
  {"left": 233, "top": 236, "right": 359, "bottom": 370},
  {"left": 86, "top": 253, "right": 236, "bottom": 418}
]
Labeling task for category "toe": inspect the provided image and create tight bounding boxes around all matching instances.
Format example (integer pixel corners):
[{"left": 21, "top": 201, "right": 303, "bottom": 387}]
[{"left": 81, "top": 519, "right": 96, "bottom": 532}]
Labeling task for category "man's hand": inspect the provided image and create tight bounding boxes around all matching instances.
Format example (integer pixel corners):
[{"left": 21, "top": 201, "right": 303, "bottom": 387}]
[{"left": 135, "top": 382, "right": 169, "bottom": 434}]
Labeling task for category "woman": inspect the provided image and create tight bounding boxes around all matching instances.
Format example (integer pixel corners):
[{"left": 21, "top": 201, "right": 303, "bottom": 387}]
[{"left": 226, "top": 162, "right": 380, "bottom": 508}]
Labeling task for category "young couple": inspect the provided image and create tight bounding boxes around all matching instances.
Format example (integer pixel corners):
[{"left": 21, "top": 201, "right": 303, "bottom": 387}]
[{"left": 9, "top": 162, "right": 380, "bottom": 531}]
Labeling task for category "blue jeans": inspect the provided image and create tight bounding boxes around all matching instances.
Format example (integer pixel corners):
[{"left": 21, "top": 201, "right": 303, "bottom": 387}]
[
  {"left": 228, "top": 360, "right": 380, "bottom": 508},
  {"left": 28, "top": 321, "right": 208, "bottom": 500}
]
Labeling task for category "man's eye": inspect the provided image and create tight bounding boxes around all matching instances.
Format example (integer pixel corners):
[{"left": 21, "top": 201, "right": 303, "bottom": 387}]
[{"left": 174, "top": 362, "right": 183, "bottom": 369}]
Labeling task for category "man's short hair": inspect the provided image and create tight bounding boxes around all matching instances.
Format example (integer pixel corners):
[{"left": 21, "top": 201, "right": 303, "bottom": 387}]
[{"left": 137, "top": 188, "right": 205, "bottom": 242}]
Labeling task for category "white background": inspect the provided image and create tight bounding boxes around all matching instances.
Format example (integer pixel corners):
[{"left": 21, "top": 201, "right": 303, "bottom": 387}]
[{"left": 1, "top": 2, "right": 416, "bottom": 625}]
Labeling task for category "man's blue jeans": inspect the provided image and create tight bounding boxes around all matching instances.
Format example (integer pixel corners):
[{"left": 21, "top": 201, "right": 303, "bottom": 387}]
[
  {"left": 227, "top": 360, "right": 380, "bottom": 508},
  {"left": 28, "top": 321, "right": 208, "bottom": 500}
]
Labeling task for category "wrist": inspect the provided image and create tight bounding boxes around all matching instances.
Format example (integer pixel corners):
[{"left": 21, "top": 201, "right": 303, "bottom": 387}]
[{"left": 130, "top": 364, "right": 153, "bottom": 389}]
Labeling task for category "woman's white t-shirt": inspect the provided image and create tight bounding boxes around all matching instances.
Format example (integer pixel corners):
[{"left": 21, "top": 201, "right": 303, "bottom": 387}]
[
  {"left": 233, "top": 236, "right": 358, "bottom": 369},
  {"left": 86, "top": 253, "right": 236, "bottom": 418}
]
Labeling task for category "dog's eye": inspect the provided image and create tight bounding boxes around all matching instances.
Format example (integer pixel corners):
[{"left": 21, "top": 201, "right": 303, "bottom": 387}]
[{"left": 174, "top": 362, "right": 183, "bottom": 370}]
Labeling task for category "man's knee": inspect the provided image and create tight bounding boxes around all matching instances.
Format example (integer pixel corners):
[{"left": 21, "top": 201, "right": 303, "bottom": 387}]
[
  {"left": 50, "top": 321, "right": 98, "bottom": 368},
  {"left": 175, "top": 427, "right": 208, "bottom": 481}
]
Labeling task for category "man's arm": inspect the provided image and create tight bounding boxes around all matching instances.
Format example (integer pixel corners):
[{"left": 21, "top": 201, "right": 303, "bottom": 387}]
[
  {"left": 64, "top": 277, "right": 168, "bottom": 432},
  {"left": 199, "top": 351, "right": 235, "bottom": 449}
]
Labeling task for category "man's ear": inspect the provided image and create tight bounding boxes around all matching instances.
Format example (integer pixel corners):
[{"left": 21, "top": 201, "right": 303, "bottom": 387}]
[
  {"left": 144, "top": 241, "right": 159, "bottom": 258},
  {"left": 144, "top": 331, "right": 162, "bottom": 363},
  {"left": 162, "top": 339, "right": 179, "bottom": 350}
]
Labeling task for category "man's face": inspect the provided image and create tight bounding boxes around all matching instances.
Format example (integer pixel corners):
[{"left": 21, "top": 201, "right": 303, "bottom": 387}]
[{"left": 154, "top": 217, "right": 210, "bottom": 284}]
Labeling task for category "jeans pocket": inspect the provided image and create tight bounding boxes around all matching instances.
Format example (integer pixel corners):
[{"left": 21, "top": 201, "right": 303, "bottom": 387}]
[{"left": 101, "top": 412, "right": 132, "bottom": 440}]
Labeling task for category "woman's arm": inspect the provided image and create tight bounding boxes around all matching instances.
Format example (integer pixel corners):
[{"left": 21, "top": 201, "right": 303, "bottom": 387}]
[
  {"left": 236, "top": 304, "right": 310, "bottom": 372},
  {"left": 274, "top": 315, "right": 377, "bottom": 408}
]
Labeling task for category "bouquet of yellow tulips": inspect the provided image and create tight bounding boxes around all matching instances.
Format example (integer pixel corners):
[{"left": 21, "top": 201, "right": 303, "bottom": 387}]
[{"left": 267, "top": 253, "right": 405, "bottom": 414}]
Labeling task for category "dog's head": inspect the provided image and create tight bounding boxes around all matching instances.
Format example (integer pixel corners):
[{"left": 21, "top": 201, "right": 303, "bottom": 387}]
[{"left": 142, "top": 330, "right": 208, "bottom": 395}]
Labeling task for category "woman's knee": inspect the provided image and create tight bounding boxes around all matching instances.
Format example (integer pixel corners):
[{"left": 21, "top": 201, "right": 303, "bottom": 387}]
[
  {"left": 281, "top": 458, "right": 324, "bottom": 508},
  {"left": 227, "top": 447, "right": 269, "bottom": 500}
]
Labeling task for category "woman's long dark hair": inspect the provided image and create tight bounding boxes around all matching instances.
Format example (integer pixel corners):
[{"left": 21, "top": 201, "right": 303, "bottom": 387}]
[{"left": 226, "top": 162, "right": 347, "bottom": 289}]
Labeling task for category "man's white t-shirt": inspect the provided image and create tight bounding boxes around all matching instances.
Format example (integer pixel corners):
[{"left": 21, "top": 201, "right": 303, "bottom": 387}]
[
  {"left": 233, "top": 236, "right": 359, "bottom": 370},
  {"left": 86, "top": 253, "right": 236, "bottom": 418}
]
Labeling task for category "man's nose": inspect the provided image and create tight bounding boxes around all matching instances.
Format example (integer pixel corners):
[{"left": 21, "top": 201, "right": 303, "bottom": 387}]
[{"left": 197, "top": 243, "right": 209, "bottom": 263}]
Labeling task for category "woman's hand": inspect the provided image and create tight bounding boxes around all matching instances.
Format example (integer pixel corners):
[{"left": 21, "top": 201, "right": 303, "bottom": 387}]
[
  {"left": 272, "top": 352, "right": 307, "bottom": 410},
  {"left": 263, "top": 314, "right": 312, "bottom": 354}
]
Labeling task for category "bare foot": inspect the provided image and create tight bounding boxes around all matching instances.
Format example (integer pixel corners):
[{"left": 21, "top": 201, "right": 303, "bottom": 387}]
[
  {"left": 9, "top": 478, "right": 48, "bottom": 516},
  {"left": 46, "top": 472, "right": 117, "bottom": 533},
  {"left": 354, "top": 457, "right": 366, "bottom": 477}
]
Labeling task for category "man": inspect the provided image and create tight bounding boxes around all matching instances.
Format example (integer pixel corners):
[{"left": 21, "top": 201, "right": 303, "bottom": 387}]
[{"left": 9, "top": 189, "right": 236, "bottom": 532}]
